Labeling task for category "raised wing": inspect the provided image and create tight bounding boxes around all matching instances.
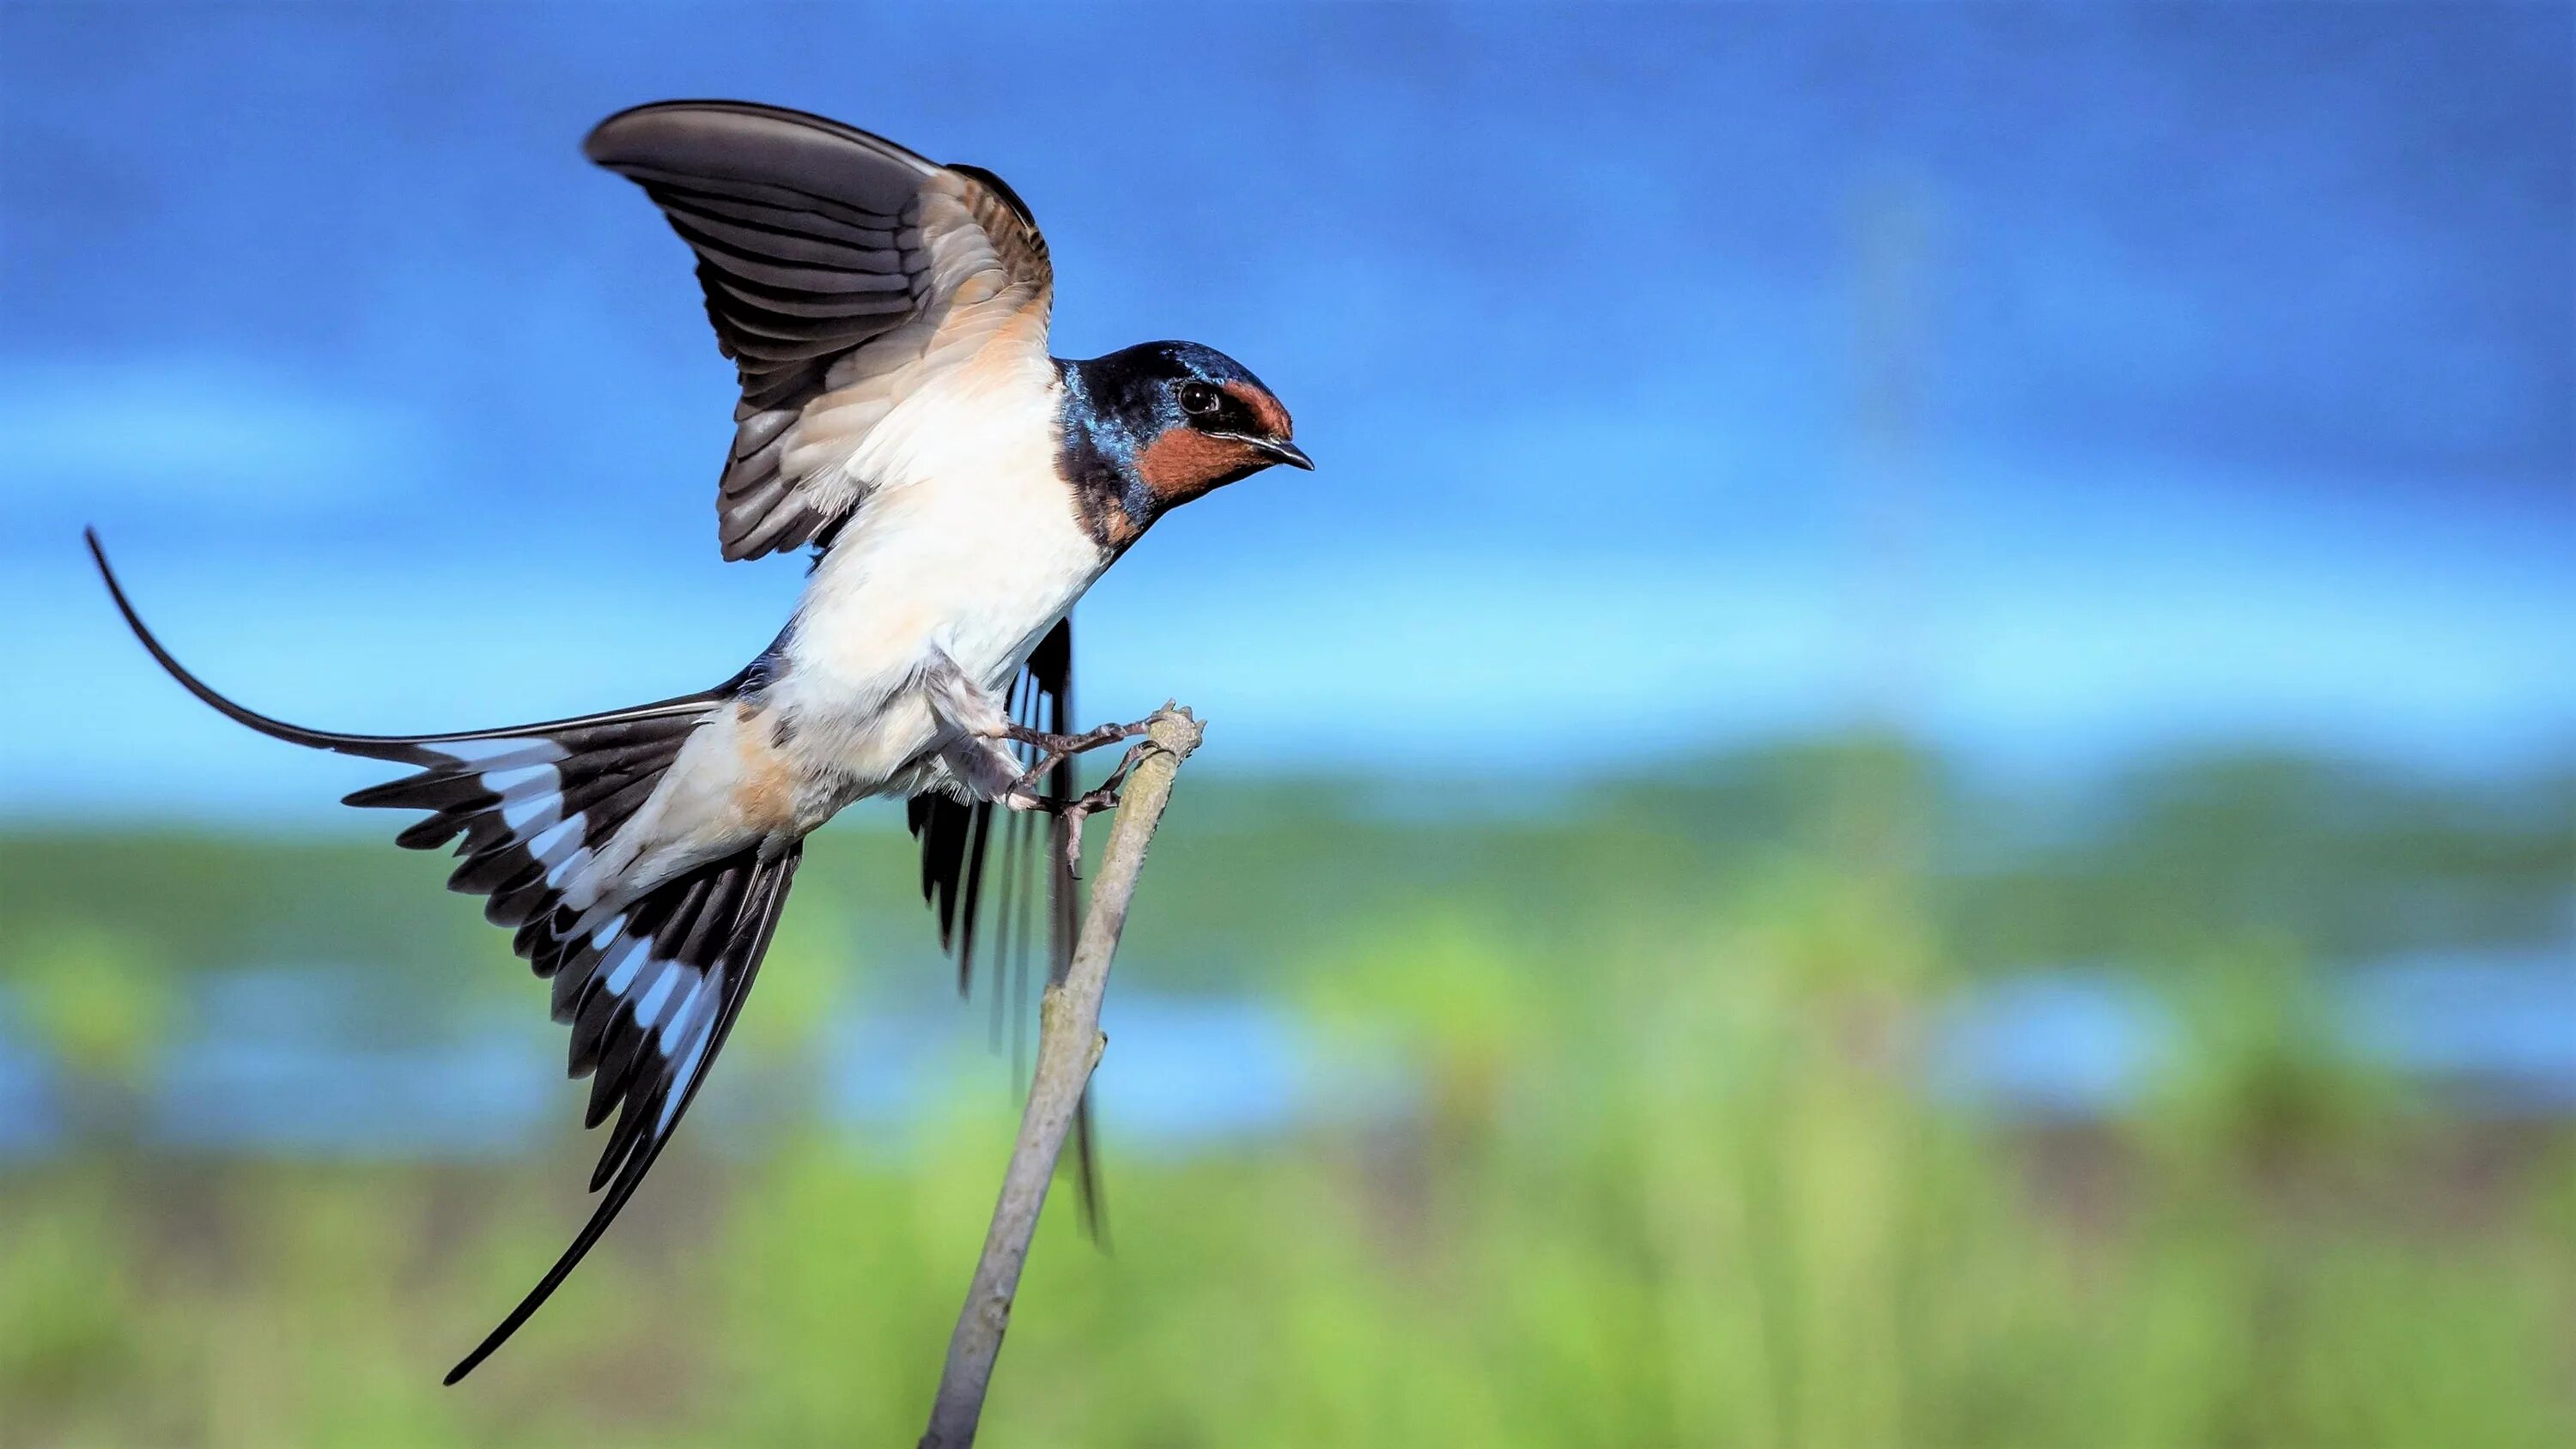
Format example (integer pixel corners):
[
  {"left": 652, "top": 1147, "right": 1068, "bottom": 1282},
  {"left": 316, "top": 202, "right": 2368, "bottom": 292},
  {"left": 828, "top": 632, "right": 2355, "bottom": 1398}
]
[
  {"left": 586, "top": 100, "right": 1054, "bottom": 560},
  {"left": 905, "top": 618, "right": 1107, "bottom": 1237}
]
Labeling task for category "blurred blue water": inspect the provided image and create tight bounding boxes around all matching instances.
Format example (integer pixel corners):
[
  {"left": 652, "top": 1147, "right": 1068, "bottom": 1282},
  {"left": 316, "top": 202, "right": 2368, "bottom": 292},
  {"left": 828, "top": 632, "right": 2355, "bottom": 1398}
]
[
  {"left": 1931, "top": 954, "right": 2576, "bottom": 1119},
  {"left": 1931, "top": 971, "right": 2173, "bottom": 1119},
  {"left": 0, "top": 971, "right": 1418, "bottom": 1161},
  {"left": 3, "top": 3, "right": 2570, "bottom": 822},
  {"left": 3, "top": 955, "right": 2568, "bottom": 1161},
  {"left": 2341, "top": 955, "right": 2576, "bottom": 1112}
]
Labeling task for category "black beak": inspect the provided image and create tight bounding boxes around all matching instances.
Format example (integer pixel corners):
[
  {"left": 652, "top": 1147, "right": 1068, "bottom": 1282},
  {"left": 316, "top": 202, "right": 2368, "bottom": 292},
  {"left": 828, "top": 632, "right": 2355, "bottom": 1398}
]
[{"left": 1247, "top": 435, "right": 1313, "bottom": 470}]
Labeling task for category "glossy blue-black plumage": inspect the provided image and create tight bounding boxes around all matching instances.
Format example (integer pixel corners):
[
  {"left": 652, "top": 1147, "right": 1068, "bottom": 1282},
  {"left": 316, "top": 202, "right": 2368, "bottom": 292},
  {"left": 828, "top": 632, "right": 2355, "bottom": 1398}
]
[{"left": 1054, "top": 342, "right": 1303, "bottom": 549}]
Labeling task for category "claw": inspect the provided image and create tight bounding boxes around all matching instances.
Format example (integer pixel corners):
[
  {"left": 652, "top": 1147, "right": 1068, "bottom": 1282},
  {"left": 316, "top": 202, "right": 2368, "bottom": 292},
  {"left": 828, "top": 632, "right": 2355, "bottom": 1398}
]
[
  {"left": 1029, "top": 738, "right": 1157, "bottom": 878},
  {"left": 1058, "top": 790, "right": 1111, "bottom": 878}
]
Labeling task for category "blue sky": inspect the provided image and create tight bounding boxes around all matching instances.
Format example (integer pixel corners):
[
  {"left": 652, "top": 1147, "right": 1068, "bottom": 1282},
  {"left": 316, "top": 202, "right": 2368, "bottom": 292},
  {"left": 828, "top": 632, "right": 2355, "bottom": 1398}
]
[{"left": 3, "top": 3, "right": 2569, "bottom": 820}]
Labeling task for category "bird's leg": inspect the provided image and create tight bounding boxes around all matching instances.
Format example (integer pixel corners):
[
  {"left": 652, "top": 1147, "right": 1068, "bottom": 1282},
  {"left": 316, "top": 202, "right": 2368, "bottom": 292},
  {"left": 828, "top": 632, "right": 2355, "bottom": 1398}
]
[
  {"left": 919, "top": 650, "right": 1050, "bottom": 806},
  {"left": 917, "top": 651, "right": 1158, "bottom": 834}
]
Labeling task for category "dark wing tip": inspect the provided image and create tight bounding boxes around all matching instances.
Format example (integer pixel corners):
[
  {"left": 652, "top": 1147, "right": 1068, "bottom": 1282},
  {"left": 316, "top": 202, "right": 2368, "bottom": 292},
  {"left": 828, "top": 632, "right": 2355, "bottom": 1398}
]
[
  {"left": 582, "top": 99, "right": 937, "bottom": 199},
  {"left": 582, "top": 98, "right": 814, "bottom": 165}
]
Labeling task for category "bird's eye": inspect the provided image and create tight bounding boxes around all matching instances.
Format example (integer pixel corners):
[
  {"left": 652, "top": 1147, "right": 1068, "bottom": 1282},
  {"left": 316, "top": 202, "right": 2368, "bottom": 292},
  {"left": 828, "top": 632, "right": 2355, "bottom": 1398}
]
[{"left": 1179, "top": 382, "right": 1220, "bottom": 416}]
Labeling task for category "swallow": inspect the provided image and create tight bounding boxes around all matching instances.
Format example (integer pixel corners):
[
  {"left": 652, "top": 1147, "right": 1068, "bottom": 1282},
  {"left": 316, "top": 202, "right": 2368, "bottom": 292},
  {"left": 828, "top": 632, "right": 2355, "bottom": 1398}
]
[{"left": 86, "top": 99, "right": 1308, "bottom": 1383}]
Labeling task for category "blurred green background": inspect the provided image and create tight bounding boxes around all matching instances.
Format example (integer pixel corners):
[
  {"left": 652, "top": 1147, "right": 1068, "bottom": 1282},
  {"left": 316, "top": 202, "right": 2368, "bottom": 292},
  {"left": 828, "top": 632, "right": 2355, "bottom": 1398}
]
[{"left": 3, "top": 743, "right": 2573, "bottom": 1445}]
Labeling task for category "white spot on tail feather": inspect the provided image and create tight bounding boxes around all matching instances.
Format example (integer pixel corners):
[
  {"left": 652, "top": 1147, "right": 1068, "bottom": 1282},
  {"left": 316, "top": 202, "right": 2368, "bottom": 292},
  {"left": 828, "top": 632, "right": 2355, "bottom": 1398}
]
[
  {"left": 632, "top": 965, "right": 684, "bottom": 1030},
  {"left": 527, "top": 814, "right": 586, "bottom": 865},
  {"left": 603, "top": 937, "right": 651, "bottom": 995},
  {"left": 498, "top": 771, "right": 565, "bottom": 832},
  {"left": 478, "top": 762, "right": 556, "bottom": 797},
  {"left": 659, "top": 976, "right": 711, "bottom": 1052},
  {"left": 434, "top": 737, "right": 566, "bottom": 768},
  {"left": 657, "top": 1018, "right": 718, "bottom": 1131},
  {"left": 546, "top": 846, "right": 595, "bottom": 889}
]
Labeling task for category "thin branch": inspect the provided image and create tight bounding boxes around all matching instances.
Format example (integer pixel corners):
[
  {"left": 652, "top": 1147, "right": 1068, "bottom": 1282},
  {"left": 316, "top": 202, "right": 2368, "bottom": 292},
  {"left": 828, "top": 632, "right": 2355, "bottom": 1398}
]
[{"left": 919, "top": 704, "right": 1206, "bottom": 1449}]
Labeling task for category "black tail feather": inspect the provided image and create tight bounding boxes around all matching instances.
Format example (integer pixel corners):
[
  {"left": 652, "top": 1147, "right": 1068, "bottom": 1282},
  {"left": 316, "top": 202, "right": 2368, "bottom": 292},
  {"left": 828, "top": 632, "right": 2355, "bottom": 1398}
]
[
  {"left": 445, "top": 846, "right": 799, "bottom": 1385},
  {"left": 87, "top": 529, "right": 718, "bottom": 761},
  {"left": 86, "top": 530, "right": 807, "bottom": 1379}
]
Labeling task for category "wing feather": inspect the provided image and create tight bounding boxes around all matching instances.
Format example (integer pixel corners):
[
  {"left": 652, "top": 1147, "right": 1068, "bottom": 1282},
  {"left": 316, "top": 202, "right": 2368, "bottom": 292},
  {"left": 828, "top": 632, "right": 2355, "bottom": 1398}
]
[{"left": 586, "top": 100, "right": 1053, "bottom": 560}]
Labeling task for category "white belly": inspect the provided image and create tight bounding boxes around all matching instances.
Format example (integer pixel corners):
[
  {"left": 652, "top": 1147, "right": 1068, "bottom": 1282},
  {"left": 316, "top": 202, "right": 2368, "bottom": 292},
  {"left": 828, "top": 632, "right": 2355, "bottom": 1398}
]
[
  {"left": 566, "top": 346, "right": 1099, "bottom": 908},
  {"left": 772, "top": 375, "right": 1106, "bottom": 797}
]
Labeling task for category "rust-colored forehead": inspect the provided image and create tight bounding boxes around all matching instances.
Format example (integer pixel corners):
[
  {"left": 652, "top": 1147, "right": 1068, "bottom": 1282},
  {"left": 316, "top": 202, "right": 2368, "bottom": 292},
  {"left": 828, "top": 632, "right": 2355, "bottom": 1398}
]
[{"left": 1224, "top": 380, "right": 1291, "bottom": 436}]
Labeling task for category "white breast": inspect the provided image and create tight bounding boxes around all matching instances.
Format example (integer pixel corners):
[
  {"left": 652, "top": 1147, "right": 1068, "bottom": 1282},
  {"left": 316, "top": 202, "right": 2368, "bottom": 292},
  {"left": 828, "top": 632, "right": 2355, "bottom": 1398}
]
[{"left": 774, "top": 348, "right": 1105, "bottom": 786}]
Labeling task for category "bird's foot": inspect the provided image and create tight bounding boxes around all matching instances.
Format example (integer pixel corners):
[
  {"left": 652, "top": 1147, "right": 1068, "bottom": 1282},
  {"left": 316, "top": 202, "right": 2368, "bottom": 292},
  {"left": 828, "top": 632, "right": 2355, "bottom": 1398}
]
[
  {"left": 1010, "top": 737, "right": 1156, "bottom": 879},
  {"left": 1001, "top": 718, "right": 1152, "bottom": 797}
]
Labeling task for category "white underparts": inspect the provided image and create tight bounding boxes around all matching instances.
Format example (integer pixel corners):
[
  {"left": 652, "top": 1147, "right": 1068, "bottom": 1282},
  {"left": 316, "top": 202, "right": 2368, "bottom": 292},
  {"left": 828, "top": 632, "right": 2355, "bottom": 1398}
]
[{"left": 526, "top": 325, "right": 1109, "bottom": 924}]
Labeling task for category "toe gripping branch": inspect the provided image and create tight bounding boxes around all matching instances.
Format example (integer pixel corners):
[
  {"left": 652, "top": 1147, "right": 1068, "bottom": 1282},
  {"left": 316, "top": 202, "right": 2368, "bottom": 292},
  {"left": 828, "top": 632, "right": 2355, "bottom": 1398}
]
[{"left": 1002, "top": 718, "right": 1161, "bottom": 878}]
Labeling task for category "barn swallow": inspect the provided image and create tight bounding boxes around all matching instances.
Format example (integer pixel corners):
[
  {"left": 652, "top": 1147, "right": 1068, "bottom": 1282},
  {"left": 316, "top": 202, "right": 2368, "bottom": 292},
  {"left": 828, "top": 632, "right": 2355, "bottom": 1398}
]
[{"left": 86, "top": 100, "right": 1307, "bottom": 1383}]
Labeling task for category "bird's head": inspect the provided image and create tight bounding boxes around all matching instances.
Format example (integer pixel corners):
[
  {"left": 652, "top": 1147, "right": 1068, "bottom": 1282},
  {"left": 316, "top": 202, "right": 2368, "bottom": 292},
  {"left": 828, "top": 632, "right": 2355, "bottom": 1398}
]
[{"left": 1062, "top": 342, "right": 1309, "bottom": 541}]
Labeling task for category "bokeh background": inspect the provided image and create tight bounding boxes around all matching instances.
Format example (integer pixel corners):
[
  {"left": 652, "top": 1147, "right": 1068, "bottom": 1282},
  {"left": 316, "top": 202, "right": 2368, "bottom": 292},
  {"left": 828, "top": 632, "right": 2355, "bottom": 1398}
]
[{"left": 3, "top": 3, "right": 2572, "bottom": 1445}]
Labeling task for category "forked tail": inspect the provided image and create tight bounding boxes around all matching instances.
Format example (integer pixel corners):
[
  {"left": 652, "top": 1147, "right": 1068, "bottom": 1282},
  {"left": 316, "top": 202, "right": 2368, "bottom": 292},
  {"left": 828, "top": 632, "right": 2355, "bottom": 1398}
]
[{"left": 87, "top": 530, "right": 803, "bottom": 1382}]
